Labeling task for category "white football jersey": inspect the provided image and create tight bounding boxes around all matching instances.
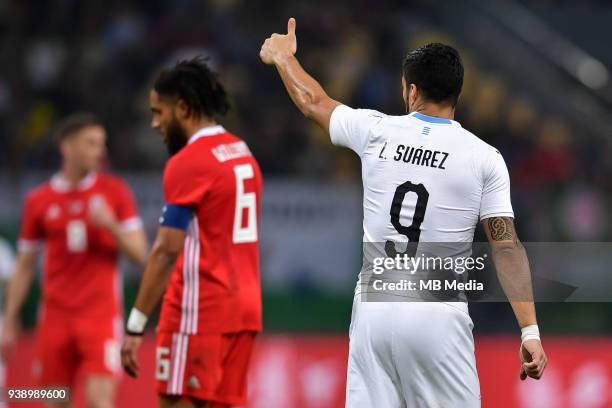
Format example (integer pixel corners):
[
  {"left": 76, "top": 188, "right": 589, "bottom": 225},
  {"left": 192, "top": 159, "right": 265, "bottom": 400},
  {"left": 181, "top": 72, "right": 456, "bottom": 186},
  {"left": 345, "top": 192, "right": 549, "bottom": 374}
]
[
  {"left": 331, "top": 105, "right": 513, "bottom": 242},
  {"left": 330, "top": 105, "right": 514, "bottom": 299}
]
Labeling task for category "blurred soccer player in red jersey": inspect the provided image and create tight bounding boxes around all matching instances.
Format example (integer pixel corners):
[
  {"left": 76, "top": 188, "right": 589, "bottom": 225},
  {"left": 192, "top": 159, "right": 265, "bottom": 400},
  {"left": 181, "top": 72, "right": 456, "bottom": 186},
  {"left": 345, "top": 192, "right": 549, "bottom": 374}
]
[
  {"left": 0, "top": 113, "right": 148, "bottom": 408},
  {"left": 120, "top": 58, "right": 263, "bottom": 408}
]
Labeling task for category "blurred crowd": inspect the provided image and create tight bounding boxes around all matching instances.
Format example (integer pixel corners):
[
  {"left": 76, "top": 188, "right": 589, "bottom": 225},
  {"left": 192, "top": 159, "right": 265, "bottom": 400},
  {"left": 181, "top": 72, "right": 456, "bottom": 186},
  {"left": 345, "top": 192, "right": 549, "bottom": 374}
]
[{"left": 0, "top": 0, "right": 611, "bottom": 241}]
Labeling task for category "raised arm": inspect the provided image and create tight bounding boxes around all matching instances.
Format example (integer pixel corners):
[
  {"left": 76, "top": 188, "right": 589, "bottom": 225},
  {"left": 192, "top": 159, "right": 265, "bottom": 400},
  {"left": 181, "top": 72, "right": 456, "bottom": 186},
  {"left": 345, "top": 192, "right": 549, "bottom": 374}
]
[
  {"left": 89, "top": 188, "right": 148, "bottom": 265},
  {"left": 113, "top": 228, "right": 147, "bottom": 265},
  {"left": 260, "top": 18, "right": 341, "bottom": 133},
  {"left": 482, "top": 216, "right": 547, "bottom": 380},
  {"left": 90, "top": 203, "right": 147, "bottom": 265}
]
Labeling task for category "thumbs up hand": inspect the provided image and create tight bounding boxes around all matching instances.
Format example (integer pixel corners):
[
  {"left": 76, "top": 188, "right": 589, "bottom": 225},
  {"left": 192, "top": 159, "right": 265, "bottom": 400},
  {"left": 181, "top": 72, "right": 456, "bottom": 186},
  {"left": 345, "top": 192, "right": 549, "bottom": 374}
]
[{"left": 260, "top": 18, "right": 298, "bottom": 65}]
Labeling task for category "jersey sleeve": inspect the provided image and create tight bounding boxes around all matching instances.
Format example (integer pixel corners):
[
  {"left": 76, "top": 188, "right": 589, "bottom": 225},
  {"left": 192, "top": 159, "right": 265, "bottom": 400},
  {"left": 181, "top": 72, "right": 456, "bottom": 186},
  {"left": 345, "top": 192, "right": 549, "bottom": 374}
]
[
  {"left": 163, "top": 154, "right": 212, "bottom": 207},
  {"left": 18, "top": 193, "right": 44, "bottom": 252},
  {"left": 479, "top": 148, "right": 515, "bottom": 220},
  {"left": 329, "top": 105, "right": 384, "bottom": 156},
  {"left": 161, "top": 156, "right": 210, "bottom": 230},
  {"left": 113, "top": 179, "right": 143, "bottom": 232}
]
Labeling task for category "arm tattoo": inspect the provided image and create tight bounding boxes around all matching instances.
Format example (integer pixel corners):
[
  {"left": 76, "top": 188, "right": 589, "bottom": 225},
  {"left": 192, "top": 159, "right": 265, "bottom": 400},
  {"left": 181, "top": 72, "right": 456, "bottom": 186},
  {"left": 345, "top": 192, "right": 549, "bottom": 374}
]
[{"left": 487, "top": 217, "right": 515, "bottom": 241}]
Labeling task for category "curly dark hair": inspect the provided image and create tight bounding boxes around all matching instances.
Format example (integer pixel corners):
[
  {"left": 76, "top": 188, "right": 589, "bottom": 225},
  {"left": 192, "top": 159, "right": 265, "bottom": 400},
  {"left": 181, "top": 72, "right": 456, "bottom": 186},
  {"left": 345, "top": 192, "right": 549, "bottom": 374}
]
[
  {"left": 153, "top": 56, "right": 230, "bottom": 119},
  {"left": 402, "top": 43, "right": 464, "bottom": 106}
]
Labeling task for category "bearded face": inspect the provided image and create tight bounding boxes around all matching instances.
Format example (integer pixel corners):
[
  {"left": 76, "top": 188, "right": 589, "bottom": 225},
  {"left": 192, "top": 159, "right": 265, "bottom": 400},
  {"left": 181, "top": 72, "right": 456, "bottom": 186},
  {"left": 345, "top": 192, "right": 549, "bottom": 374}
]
[{"left": 164, "top": 114, "right": 189, "bottom": 156}]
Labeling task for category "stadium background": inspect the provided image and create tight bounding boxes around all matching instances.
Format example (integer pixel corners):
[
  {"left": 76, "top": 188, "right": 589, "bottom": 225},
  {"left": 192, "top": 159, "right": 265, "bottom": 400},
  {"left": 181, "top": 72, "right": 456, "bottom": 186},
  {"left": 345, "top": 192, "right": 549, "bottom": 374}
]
[{"left": 1, "top": 0, "right": 612, "bottom": 406}]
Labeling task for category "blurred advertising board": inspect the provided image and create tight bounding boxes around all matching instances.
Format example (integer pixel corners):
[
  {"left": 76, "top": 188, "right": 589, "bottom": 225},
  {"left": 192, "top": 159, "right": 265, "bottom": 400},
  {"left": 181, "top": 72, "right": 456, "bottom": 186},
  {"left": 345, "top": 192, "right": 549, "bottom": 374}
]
[{"left": 6, "top": 335, "right": 612, "bottom": 407}]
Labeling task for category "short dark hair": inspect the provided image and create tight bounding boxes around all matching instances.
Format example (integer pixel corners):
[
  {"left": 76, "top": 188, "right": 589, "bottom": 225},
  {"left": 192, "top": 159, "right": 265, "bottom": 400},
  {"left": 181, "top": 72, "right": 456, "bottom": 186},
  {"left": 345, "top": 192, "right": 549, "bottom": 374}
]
[
  {"left": 153, "top": 56, "right": 230, "bottom": 119},
  {"left": 402, "top": 43, "right": 464, "bottom": 106},
  {"left": 53, "top": 112, "right": 102, "bottom": 144}
]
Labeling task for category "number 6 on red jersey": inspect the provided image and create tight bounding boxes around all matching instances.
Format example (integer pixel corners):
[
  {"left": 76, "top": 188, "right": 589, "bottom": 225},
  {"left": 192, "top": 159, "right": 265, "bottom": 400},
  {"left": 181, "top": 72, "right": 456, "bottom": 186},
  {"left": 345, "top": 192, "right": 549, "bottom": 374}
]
[{"left": 233, "top": 164, "right": 258, "bottom": 243}]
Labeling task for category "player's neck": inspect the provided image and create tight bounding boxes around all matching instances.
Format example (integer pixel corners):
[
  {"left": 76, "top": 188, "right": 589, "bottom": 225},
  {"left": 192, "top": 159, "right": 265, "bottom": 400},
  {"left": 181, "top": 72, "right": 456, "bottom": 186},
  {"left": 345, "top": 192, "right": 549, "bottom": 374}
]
[
  {"left": 411, "top": 103, "right": 455, "bottom": 121},
  {"left": 59, "top": 164, "right": 91, "bottom": 185},
  {"left": 185, "top": 119, "right": 218, "bottom": 139}
]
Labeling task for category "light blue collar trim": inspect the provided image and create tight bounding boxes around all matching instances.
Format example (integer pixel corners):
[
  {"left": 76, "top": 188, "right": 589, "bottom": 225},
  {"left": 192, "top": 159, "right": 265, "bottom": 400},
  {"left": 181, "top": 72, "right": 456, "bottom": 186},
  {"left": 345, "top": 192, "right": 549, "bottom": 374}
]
[{"left": 412, "top": 112, "right": 453, "bottom": 124}]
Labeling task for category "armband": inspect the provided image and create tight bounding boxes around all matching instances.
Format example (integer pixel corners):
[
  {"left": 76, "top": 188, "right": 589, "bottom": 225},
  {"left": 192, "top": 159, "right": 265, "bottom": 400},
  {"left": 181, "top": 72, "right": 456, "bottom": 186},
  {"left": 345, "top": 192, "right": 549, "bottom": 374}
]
[{"left": 159, "top": 204, "right": 192, "bottom": 230}]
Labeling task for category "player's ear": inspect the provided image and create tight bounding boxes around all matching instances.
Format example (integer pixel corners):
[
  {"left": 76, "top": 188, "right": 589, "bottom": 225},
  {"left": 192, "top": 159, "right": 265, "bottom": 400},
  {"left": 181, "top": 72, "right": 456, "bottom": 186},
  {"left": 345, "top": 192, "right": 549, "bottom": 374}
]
[
  {"left": 58, "top": 138, "right": 72, "bottom": 159},
  {"left": 175, "top": 99, "right": 190, "bottom": 120},
  {"left": 408, "top": 83, "right": 418, "bottom": 111}
]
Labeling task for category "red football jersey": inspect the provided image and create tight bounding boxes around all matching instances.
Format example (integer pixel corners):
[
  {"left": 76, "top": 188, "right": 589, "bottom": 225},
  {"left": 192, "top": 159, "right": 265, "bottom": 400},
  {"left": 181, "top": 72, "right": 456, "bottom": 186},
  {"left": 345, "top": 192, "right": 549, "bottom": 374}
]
[
  {"left": 158, "top": 125, "right": 263, "bottom": 335},
  {"left": 18, "top": 172, "right": 142, "bottom": 318}
]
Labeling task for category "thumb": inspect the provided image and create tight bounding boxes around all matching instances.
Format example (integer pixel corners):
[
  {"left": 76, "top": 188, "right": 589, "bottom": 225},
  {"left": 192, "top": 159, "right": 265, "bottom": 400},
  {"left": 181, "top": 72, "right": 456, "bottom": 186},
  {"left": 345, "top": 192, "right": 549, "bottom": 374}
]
[
  {"left": 520, "top": 343, "right": 533, "bottom": 363},
  {"left": 520, "top": 365, "right": 527, "bottom": 381},
  {"left": 287, "top": 17, "right": 296, "bottom": 36}
]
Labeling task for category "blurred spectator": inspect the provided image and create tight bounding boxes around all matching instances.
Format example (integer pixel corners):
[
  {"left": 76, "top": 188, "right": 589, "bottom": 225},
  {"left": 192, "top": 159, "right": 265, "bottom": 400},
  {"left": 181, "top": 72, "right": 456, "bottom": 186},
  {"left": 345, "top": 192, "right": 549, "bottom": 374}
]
[{"left": 0, "top": 0, "right": 610, "bottom": 246}]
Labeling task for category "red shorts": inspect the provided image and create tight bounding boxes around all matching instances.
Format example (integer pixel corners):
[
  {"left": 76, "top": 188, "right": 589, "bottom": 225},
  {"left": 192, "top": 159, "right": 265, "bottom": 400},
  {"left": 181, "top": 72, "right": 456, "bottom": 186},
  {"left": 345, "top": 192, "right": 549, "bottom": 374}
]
[
  {"left": 155, "top": 330, "right": 257, "bottom": 407},
  {"left": 35, "top": 314, "right": 122, "bottom": 386}
]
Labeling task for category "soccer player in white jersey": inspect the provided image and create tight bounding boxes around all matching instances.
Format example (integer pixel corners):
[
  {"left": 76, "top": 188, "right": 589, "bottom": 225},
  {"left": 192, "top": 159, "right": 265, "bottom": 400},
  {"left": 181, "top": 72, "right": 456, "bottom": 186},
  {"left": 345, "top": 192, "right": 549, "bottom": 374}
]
[{"left": 260, "top": 18, "right": 548, "bottom": 407}]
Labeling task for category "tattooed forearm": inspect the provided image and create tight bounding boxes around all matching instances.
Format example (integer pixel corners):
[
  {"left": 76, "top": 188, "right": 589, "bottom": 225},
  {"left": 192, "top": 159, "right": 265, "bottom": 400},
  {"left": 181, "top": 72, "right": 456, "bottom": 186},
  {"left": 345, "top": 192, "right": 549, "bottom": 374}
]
[
  {"left": 484, "top": 216, "right": 536, "bottom": 328},
  {"left": 486, "top": 217, "right": 515, "bottom": 241}
]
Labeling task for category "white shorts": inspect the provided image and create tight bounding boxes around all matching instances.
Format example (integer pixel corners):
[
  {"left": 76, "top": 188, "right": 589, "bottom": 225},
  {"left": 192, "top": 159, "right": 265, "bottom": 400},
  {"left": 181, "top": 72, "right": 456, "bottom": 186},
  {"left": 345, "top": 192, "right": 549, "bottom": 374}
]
[{"left": 346, "top": 297, "right": 481, "bottom": 408}]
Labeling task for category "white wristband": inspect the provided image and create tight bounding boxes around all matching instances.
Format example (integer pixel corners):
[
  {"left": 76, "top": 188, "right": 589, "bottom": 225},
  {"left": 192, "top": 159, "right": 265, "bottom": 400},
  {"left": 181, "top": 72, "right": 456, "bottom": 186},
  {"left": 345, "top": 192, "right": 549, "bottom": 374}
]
[
  {"left": 521, "top": 324, "right": 540, "bottom": 343},
  {"left": 126, "top": 308, "right": 148, "bottom": 334}
]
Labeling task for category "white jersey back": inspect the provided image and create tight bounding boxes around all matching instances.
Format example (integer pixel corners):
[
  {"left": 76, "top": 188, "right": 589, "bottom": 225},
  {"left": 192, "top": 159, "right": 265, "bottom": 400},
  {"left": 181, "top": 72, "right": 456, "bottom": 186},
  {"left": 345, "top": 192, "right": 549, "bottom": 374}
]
[
  {"left": 331, "top": 105, "right": 513, "bottom": 244},
  {"left": 330, "top": 106, "right": 514, "bottom": 305}
]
